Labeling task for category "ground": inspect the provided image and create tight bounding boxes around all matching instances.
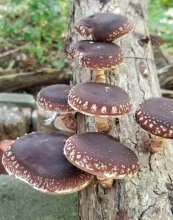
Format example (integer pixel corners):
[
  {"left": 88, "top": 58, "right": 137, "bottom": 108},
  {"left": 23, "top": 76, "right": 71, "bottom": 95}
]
[{"left": 0, "top": 175, "right": 77, "bottom": 220}]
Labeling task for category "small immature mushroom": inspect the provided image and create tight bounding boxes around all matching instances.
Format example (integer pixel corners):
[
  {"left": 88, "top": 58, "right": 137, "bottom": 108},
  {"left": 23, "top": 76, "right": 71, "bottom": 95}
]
[
  {"left": 37, "top": 84, "right": 76, "bottom": 133},
  {"left": 68, "top": 82, "right": 131, "bottom": 132},
  {"left": 67, "top": 40, "right": 124, "bottom": 83},
  {"left": 138, "top": 34, "right": 164, "bottom": 47},
  {"left": 74, "top": 12, "right": 133, "bottom": 42},
  {"left": 2, "top": 132, "right": 93, "bottom": 194},
  {"left": 135, "top": 97, "right": 173, "bottom": 152},
  {"left": 64, "top": 132, "right": 139, "bottom": 188},
  {"left": 149, "top": 34, "right": 164, "bottom": 46}
]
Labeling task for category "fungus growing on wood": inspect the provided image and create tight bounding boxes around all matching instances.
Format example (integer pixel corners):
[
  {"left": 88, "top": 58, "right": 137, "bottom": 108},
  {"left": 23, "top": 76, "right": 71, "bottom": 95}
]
[
  {"left": 139, "top": 34, "right": 164, "bottom": 47},
  {"left": 68, "top": 82, "right": 131, "bottom": 132},
  {"left": 149, "top": 34, "right": 164, "bottom": 46},
  {"left": 67, "top": 40, "right": 124, "bottom": 83},
  {"left": 135, "top": 97, "right": 173, "bottom": 152},
  {"left": 2, "top": 132, "right": 93, "bottom": 194},
  {"left": 74, "top": 12, "right": 133, "bottom": 42},
  {"left": 64, "top": 132, "right": 139, "bottom": 188},
  {"left": 37, "top": 84, "right": 76, "bottom": 133}
]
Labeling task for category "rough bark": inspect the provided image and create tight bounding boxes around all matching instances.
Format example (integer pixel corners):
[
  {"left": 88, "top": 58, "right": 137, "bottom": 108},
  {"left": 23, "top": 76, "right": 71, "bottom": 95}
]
[{"left": 67, "top": 0, "right": 173, "bottom": 219}]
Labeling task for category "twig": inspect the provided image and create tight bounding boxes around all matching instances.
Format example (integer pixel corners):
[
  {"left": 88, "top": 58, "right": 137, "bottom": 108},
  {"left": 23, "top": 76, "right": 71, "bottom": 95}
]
[
  {"left": 161, "top": 89, "right": 173, "bottom": 96},
  {"left": 0, "top": 44, "right": 29, "bottom": 59}
]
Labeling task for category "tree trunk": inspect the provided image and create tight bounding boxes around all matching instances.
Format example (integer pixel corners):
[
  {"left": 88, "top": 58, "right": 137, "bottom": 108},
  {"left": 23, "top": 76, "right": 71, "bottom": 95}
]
[{"left": 67, "top": 1, "right": 173, "bottom": 219}]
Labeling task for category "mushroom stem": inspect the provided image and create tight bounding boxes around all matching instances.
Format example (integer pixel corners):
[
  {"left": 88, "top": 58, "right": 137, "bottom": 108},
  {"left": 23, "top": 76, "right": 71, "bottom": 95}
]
[
  {"left": 54, "top": 113, "right": 77, "bottom": 134},
  {"left": 95, "top": 70, "right": 106, "bottom": 83},
  {"left": 0, "top": 140, "right": 13, "bottom": 174},
  {"left": 97, "top": 177, "right": 113, "bottom": 188},
  {"left": 148, "top": 136, "right": 165, "bottom": 153},
  {"left": 95, "top": 117, "right": 109, "bottom": 133}
]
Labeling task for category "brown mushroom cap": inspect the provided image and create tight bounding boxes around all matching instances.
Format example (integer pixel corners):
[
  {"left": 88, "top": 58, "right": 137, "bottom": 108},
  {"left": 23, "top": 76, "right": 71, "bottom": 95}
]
[
  {"left": 64, "top": 132, "right": 139, "bottom": 179},
  {"left": 149, "top": 34, "right": 164, "bottom": 46},
  {"left": 68, "top": 40, "right": 124, "bottom": 69},
  {"left": 135, "top": 97, "right": 173, "bottom": 138},
  {"left": 37, "top": 84, "right": 75, "bottom": 114},
  {"left": 2, "top": 132, "right": 93, "bottom": 194},
  {"left": 74, "top": 12, "right": 133, "bottom": 42},
  {"left": 68, "top": 82, "right": 131, "bottom": 117}
]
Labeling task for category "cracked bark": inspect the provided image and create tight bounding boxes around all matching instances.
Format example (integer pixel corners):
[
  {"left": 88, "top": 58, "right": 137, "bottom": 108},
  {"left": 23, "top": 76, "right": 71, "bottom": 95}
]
[{"left": 66, "top": 0, "right": 173, "bottom": 219}]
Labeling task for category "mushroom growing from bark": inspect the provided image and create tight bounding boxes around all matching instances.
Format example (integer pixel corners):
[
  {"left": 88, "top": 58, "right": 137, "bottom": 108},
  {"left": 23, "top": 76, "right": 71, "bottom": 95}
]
[
  {"left": 139, "top": 34, "right": 164, "bottom": 47},
  {"left": 67, "top": 40, "right": 124, "bottom": 83},
  {"left": 74, "top": 12, "right": 133, "bottom": 42},
  {"left": 64, "top": 132, "right": 139, "bottom": 188},
  {"left": 135, "top": 97, "right": 173, "bottom": 152},
  {"left": 149, "top": 34, "right": 164, "bottom": 46},
  {"left": 68, "top": 82, "right": 131, "bottom": 132},
  {"left": 2, "top": 131, "right": 93, "bottom": 194},
  {"left": 37, "top": 84, "right": 76, "bottom": 133}
]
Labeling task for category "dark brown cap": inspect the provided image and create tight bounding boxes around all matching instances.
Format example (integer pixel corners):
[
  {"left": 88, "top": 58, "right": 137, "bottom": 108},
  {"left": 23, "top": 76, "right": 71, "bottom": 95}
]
[
  {"left": 37, "top": 84, "right": 75, "bottom": 113},
  {"left": 74, "top": 12, "right": 133, "bottom": 42},
  {"left": 2, "top": 132, "right": 93, "bottom": 194},
  {"left": 150, "top": 34, "right": 164, "bottom": 46},
  {"left": 64, "top": 132, "right": 139, "bottom": 179},
  {"left": 67, "top": 40, "right": 124, "bottom": 69},
  {"left": 68, "top": 82, "right": 131, "bottom": 117},
  {"left": 135, "top": 97, "right": 173, "bottom": 138}
]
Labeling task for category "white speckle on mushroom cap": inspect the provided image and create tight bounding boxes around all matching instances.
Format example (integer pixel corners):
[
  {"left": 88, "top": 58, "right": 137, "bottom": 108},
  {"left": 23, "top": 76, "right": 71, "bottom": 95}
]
[
  {"left": 67, "top": 40, "right": 124, "bottom": 69},
  {"left": 37, "top": 85, "right": 75, "bottom": 114},
  {"left": 74, "top": 12, "right": 133, "bottom": 42},
  {"left": 64, "top": 132, "right": 139, "bottom": 179},
  {"left": 2, "top": 132, "right": 93, "bottom": 194},
  {"left": 68, "top": 82, "right": 131, "bottom": 117},
  {"left": 135, "top": 97, "right": 173, "bottom": 139}
]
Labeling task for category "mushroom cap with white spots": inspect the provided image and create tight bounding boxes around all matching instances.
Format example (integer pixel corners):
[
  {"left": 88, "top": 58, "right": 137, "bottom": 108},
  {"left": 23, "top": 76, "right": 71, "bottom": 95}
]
[
  {"left": 2, "top": 132, "right": 93, "bottom": 194},
  {"left": 64, "top": 132, "right": 139, "bottom": 179},
  {"left": 37, "top": 84, "right": 75, "bottom": 114},
  {"left": 150, "top": 34, "right": 164, "bottom": 46},
  {"left": 74, "top": 12, "right": 133, "bottom": 42},
  {"left": 68, "top": 82, "right": 131, "bottom": 117},
  {"left": 67, "top": 40, "right": 124, "bottom": 69},
  {"left": 135, "top": 97, "right": 173, "bottom": 138}
]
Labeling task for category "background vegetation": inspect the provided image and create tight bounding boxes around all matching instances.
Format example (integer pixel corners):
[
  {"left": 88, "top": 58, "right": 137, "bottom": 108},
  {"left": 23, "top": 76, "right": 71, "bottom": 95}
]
[
  {"left": 0, "top": 0, "right": 71, "bottom": 67},
  {"left": 148, "top": 0, "right": 173, "bottom": 52},
  {"left": 0, "top": 0, "right": 172, "bottom": 66}
]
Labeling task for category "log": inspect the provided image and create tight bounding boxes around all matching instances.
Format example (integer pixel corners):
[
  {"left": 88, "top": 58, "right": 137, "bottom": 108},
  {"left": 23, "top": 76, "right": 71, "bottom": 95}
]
[
  {"left": 0, "top": 68, "right": 72, "bottom": 92},
  {"left": 67, "top": 0, "right": 173, "bottom": 219},
  {"left": 161, "top": 89, "right": 173, "bottom": 98},
  {"left": 158, "top": 64, "right": 173, "bottom": 90}
]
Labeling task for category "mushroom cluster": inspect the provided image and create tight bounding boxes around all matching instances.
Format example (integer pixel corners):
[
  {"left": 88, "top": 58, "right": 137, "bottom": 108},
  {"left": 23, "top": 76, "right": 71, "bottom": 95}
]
[
  {"left": 1, "top": 12, "right": 139, "bottom": 193},
  {"left": 68, "top": 12, "right": 134, "bottom": 132},
  {"left": 2, "top": 132, "right": 93, "bottom": 194}
]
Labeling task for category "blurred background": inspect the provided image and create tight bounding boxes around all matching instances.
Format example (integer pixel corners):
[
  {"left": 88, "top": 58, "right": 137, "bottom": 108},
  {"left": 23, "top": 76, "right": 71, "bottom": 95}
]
[{"left": 0, "top": 0, "right": 172, "bottom": 219}]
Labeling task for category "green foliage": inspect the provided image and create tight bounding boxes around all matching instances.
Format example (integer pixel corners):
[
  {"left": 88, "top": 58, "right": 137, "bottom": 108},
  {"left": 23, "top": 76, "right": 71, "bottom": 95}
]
[
  {"left": 0, "top": 0, "right": 71, "bottom": 62},
  {"left": 148, "top": 0, "right": 173, "bottom": 51},
  {"left": 159, "top": 0, "right": 173, "bottom": 7}
]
